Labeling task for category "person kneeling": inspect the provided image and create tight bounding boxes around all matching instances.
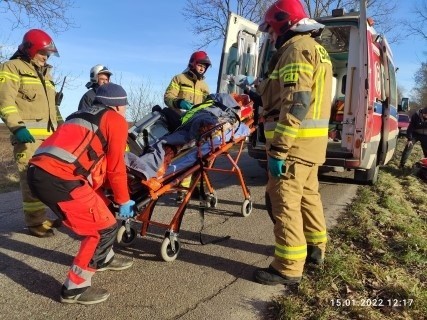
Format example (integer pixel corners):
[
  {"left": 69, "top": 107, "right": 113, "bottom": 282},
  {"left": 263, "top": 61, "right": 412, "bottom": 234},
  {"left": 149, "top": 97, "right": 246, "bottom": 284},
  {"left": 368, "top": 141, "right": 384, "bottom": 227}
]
[{"left": 27, "top": 83, "right": 135, "bottom": 305}]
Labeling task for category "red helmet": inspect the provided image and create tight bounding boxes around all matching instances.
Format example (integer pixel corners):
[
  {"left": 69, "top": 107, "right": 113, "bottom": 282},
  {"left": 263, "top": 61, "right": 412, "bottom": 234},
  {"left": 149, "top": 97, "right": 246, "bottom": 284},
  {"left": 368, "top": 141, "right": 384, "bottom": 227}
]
[
  {"left": 259, "top": 0, "right": 308, "bottom": 35},
  {"left": 19, "top": 29, "right": 59, "bottom": 59},
  {"left": 188, "top": 51, "right": 212, "bottom": 70}
]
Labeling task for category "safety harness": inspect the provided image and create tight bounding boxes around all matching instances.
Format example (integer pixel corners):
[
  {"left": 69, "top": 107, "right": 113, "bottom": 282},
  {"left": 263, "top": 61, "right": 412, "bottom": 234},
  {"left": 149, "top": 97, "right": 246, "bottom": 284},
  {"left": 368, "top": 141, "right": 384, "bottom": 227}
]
[{"left": 34, "top": 106, "right": 110, "bottom": 183}]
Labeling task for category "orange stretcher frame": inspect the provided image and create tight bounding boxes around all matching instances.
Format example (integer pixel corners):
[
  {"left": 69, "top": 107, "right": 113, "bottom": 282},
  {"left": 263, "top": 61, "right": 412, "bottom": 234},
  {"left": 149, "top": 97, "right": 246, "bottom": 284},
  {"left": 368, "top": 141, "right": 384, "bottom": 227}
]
[{"left": 116, "top": 105, "right": 256, "bottom": 262}]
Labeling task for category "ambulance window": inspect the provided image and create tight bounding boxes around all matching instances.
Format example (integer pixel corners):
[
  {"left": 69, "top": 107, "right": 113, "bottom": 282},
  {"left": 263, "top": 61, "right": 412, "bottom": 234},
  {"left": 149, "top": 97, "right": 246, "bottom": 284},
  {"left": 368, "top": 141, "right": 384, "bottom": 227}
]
[
  {"left": 226, "top": 44, "right": 238, "bottom": 74},
  {"left": 258, "top": 37, "right": 275, "bottom": 79},
  {"left": 317, "top": 26, "right": 350, "bottom": 53},
  {"left": 388, "top": 59, "right": 397, "bottom": 106}
]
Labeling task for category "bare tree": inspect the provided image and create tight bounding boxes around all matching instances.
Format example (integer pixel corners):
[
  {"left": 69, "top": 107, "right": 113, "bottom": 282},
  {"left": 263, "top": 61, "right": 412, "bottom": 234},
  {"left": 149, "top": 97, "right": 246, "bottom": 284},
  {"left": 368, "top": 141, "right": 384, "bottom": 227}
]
[
  {"left": 0, "top": 0, "right": 75, "bottom": 62},
  {"left": 411, "top": 61, "right": 427, "bottom": 108},
  {"left": 126, "top": 80, "right": 165, "bottom": 123},
  {"left": 408, "top": 0, "right": 427, "bottom": 41},
  {"left": 183, "top": 0, "right": 401, "bottom": 48},
  {"left": 0, "top": 0, "right": 75, "bottom": 34},
  {"left": 182, "top": 0, "right": 276, "bottom": 48}
]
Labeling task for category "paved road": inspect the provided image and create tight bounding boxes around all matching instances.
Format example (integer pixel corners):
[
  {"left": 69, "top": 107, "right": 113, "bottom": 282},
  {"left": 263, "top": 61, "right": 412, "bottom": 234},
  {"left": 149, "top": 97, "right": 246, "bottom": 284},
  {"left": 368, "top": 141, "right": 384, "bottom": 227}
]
[{"left": 0, "top": 150, "right": 358, "bottom": 320}]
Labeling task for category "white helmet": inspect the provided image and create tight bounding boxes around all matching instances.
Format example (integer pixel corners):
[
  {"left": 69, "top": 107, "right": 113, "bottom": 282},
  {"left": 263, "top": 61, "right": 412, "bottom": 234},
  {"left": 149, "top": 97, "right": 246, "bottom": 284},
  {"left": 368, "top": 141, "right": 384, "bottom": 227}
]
[{"left": 89, "top": 64, "right": 112, "bottom": 83}]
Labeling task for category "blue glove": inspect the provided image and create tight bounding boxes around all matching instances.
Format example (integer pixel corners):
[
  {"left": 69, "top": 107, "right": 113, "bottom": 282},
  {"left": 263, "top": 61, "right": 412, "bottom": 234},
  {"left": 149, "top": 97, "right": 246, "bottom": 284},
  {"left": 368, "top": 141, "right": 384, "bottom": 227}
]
[
  {"left": 179, "top": 100, "right": 192, "bottom": 110},
  {"left": 14, "top": 127, "right": 35, "bottom": 143},
  {"left": 119, "top": 200, "right": 135, "bottom": 218},
  {"left": 268, "top": 156, "right": 285, "bottom": 177},
  {"left": 236, "top": 75, "right": 255, "bottom": 89}
]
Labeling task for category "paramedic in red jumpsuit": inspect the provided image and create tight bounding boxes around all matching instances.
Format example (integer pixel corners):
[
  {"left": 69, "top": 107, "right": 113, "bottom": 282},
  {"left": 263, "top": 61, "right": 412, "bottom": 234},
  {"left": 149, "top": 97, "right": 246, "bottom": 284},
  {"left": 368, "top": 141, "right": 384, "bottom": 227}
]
[{"left": 27, "top": 83, "right": 135, "bottom": 305}]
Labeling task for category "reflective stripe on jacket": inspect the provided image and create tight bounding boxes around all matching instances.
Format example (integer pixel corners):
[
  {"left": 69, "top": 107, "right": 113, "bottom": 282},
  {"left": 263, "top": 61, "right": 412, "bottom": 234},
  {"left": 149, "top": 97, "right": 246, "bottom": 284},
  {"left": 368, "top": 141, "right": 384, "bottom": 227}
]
[
  {"left": 164, "top": 70, "right": 210, "bottom": 113},
  {"left": 181, "top": 100, "right": 212, "bottom": 125},
  {"left": 258, "top": 34, "right": 332, "bottom": 164},
  {"left": 0, "top": 57, "right": 61, "bottom": 137},
  {"left": 181, "top": 97, "right": 240, "bottom": 126},
  {"left": 30, "top": 105, "right": 130, "bottom": 204},
  {"left": 32, "top": 106, "right": 109, "bottom": 188}
]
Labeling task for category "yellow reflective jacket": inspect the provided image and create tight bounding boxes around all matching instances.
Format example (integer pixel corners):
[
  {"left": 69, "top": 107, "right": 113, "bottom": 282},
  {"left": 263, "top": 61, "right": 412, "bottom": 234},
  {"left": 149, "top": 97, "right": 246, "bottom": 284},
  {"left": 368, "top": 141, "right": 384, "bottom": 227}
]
[
  {"left": 164, "top": 70, "right": 210, "bottom": 114},
  {"left": 258, "top": 34, "right": 332, "bottom": 165},
  {"left": 0, "top": 56, "right": 62, "bottom": 139}
]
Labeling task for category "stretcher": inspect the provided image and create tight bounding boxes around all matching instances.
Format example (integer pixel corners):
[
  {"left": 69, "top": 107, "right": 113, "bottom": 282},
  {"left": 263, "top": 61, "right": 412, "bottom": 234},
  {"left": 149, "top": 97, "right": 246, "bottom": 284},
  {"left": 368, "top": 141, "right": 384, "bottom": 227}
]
[{"left": 115, "top": 94, "right": 256, "bottom": 262}]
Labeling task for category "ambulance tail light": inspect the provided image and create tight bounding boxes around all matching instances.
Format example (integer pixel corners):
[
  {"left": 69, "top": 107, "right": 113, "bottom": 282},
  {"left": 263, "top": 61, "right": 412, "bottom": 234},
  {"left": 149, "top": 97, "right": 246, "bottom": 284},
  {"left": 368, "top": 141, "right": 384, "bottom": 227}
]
[{"left": 355, "top": 138, "right": 361, "bottom": 149}]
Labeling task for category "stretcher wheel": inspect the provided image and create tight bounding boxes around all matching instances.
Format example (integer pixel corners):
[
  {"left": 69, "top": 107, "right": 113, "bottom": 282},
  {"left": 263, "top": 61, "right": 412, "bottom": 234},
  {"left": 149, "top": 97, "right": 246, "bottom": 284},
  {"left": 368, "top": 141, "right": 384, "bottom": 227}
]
[
  {"left": 116, "top": 225, "right": 137, "bottom": 247},
  {"left": 160, "top": 236, "right": 181, "bottom": 262},
  {"left": 241, "top": 199, "right": 253, "bottom": 217}
]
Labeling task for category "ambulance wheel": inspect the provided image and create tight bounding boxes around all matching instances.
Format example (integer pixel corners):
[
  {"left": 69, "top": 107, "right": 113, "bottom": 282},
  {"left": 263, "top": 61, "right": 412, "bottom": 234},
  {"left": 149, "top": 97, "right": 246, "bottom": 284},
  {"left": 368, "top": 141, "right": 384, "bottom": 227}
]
[
  {"left": 116, "top": 225, "right": 137, "bottom": 247},
  {"left": 241, "top": 199, "right": 253, "bottom": 217},
  {"left": 160, "top": 237, "right": 181, "bottom": 262},
  {"left": 208, "top": 193, "right": 218, "bottom": 208},
  {"left": 355, "top": 158, "right": 379, "bottom": 185}
]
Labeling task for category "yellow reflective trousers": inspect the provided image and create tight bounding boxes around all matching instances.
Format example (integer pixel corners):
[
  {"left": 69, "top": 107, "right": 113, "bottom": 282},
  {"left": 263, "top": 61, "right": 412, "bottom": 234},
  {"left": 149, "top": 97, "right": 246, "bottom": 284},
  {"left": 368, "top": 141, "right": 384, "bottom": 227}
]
[
  {"left": 267, "top": 159, "right": 327, "bottom": 277},
  {"left": 14, "top": 140, "right": 47, "bottom": 227}
]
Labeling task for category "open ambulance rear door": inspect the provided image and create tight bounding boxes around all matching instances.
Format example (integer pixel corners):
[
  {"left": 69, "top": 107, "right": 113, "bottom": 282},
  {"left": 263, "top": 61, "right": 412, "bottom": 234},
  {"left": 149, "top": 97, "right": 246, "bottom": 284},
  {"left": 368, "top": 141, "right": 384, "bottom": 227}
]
[{"left": 216, "top": 13, "right": 260, "bottom": 94}]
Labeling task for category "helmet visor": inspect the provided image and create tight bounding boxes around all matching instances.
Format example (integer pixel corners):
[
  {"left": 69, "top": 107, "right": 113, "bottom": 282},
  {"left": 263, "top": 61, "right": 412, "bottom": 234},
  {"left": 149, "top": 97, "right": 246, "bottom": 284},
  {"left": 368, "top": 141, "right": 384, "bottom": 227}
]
[{"left": 40, "top": 41, "right": 59, "bottom": 57}]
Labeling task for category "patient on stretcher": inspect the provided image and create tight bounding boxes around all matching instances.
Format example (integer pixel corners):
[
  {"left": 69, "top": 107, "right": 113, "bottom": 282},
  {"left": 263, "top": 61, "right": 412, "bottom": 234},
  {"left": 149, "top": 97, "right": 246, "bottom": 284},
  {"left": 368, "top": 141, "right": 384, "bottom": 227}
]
[{"left": 125, "top": 93, "right": 252, "bottom": 185}]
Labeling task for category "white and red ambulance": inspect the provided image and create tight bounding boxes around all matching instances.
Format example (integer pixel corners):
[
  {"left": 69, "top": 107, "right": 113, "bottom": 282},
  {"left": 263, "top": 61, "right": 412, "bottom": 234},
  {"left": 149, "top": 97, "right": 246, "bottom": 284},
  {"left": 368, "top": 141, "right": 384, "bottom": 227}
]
[{"left": 217, "top": 1, "right": 405, "bottom": 184}]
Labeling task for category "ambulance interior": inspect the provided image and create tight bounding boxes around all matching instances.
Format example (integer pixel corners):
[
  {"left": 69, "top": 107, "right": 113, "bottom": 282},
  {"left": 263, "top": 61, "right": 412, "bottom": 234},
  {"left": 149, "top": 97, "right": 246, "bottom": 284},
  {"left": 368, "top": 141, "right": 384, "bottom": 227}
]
[{"left": 316, "top": 25, "right": 351, "bottom": 146}]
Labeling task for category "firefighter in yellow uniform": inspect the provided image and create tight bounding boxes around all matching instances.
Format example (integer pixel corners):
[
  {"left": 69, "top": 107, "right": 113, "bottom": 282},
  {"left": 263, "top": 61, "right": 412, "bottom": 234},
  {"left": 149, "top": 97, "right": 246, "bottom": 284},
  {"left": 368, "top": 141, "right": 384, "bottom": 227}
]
[
  {"left": 164, "top": 51, "right": 211, "bottom": 114},
  {"left": 164, "top": 51, "right": 211, "bottom": 200},
  {"left": 0, "top": 29, "right": 63, "bottom": 237},
  {"left": 253, "top": 0, "right": 332, "bottom": 285}
]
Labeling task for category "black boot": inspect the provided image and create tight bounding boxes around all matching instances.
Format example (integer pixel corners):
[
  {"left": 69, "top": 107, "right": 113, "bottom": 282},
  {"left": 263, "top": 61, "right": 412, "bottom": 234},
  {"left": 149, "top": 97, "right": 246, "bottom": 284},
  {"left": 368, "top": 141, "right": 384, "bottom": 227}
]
[
  {"left": 306, "top": 245, "right": 324, "bottom": 266},
  {"left": 28, "top": 224, "right": 55, "bottom": 238},
  {"left": 253, "top": 265, "right": 301, "bottom": 286}
]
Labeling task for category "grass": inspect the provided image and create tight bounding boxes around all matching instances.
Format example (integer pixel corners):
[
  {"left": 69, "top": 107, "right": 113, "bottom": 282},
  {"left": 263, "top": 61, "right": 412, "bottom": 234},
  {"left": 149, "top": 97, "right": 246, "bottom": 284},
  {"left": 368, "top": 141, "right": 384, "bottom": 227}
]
[
  {"left": 267, "top": 138, "right": 427, "bottom": 320},
  {"left": 0, "top": 135, "right": 20, "bottom": 192}
]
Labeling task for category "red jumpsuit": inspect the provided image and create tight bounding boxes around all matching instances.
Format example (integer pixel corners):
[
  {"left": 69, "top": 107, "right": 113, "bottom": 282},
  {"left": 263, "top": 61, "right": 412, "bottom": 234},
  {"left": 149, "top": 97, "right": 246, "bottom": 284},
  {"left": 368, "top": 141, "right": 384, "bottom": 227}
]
[{"left": 28, "top": 106, "right": 129, "bottom": 293}]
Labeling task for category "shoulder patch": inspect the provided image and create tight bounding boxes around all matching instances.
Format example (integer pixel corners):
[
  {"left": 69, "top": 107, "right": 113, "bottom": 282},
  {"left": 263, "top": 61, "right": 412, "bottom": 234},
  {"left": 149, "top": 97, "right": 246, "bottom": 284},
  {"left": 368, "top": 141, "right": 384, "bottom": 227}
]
[{"left": 315, "top": 45, "right": 331, "bottom": 65}]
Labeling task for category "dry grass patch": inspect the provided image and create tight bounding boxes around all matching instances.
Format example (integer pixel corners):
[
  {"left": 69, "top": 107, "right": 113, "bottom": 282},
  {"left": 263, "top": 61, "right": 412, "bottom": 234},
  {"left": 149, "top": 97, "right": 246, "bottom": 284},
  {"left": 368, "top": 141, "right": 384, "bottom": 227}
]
[{"left": 266, "top": 138, "right": 427, "bottom": 320}]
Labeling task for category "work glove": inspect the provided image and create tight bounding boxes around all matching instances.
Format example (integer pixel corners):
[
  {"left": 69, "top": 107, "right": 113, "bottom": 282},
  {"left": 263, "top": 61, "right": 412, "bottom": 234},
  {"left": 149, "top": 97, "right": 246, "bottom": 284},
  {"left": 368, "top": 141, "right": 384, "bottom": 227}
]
[
  {"left": 118, "top": 200, "right": 135, "bottom": 218},
  {"left": 235, "top": 75, "right": 255, "bottom": 90},
  {"left": 178, "top": 100, "right": 193, "bottom": 110},
  {"left": 14, "top": 127, "right": 35, "bottom": 143},
  {"left": 268, "top": 156, "right": 285, "bottom": 177}
]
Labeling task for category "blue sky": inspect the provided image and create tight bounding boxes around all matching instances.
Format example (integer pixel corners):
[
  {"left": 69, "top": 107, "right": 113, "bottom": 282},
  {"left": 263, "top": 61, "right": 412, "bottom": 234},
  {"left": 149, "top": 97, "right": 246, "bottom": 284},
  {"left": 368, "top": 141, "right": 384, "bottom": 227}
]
[{"left": 0, "top": 1, "right": 425, "bottom": 118}]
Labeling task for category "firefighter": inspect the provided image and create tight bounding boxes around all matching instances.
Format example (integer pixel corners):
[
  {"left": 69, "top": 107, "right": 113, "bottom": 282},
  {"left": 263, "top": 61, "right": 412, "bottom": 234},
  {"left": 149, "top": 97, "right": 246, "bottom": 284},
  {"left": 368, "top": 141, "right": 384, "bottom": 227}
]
[
  {"left": 164, "top": 51, "right": 211, "bottom": 114},
  {"left": 252, "top": 0, "right": 332, "bottom": 285},
  {"left": 27, "top": 83, "right": 134, "bottom": 305},
  {"left": 164, "top": 51, "right": 211, "bottom": 201},
  {"left": 78, "top": 64, "right": 112, "bottom": 111},
  {"left": 399, "top": 107, "right": 427, "bottom": 169},
  {"left": 0, "top": 29, "right": 64, "bottom": 237}
]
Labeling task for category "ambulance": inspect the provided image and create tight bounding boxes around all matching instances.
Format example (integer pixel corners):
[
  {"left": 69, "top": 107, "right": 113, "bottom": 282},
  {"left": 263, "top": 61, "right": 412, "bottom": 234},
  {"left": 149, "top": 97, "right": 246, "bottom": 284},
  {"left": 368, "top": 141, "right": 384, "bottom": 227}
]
[{"left": 217, "top": 1, "right": 405, "bottom": 184}]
